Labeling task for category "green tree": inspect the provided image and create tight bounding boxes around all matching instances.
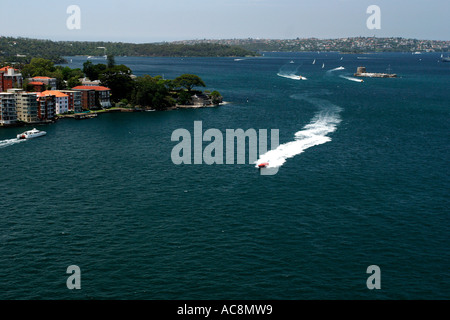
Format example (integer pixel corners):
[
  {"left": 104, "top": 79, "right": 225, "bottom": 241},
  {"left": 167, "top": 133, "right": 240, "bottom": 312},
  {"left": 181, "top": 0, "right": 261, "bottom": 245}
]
[
  {"left": 21, "top": 58, "right": 56, "bottom": 77},
  {"left": 131, "top": 75, "right": 174, "bottom": 110},
  {"left": 107, "top": 55, "right": 116, "bottom": 68},
  {"left": 82, "top": 61, "right": 106, "bottom": 80},
  {"left": 177, "top": 91, "right": 192, "bottom": 105},
  {"left": 99, "top": 65, "right": 134, "bottom": 102},
  {"left": 67, "top": 76, "right": 82, "bottom": 89},
  {"left": 173, "top": 74, "right": 206, "bottom": 92},
  {"left": 210, "top": 91, "right": 223, "bottom": 105}
]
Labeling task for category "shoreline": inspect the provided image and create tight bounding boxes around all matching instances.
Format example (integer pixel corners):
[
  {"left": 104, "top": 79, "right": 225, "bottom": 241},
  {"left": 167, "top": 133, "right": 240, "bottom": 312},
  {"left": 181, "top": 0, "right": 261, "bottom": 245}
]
[{"left": 1, "top": 102, "right": 230, "bottom": 128}]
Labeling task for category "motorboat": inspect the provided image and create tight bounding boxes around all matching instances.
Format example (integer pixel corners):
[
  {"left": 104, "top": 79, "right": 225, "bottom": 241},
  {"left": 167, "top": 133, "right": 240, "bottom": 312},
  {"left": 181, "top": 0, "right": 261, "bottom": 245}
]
[
  {"left": 258, "top": 162, "right": 269, "bottom": 168},
  {"left": 17, "top": 128, "right": 46, "bottom": 140}
]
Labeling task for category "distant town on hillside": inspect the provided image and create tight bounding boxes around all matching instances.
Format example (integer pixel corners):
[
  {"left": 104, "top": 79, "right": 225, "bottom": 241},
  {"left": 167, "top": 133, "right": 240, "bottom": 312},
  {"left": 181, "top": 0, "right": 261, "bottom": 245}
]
[
  {"left": 173, "top": 37, "right": 450, "bottom": 54},
  {"left": 1, "top": 36, "right": 449, "bottom": 65}
]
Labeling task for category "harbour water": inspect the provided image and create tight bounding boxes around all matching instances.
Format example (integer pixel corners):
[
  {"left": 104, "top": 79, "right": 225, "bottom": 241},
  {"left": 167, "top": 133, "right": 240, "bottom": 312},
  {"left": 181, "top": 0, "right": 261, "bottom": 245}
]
[{"left": 0, "top": 52, "right": 449, "bottom": 299}]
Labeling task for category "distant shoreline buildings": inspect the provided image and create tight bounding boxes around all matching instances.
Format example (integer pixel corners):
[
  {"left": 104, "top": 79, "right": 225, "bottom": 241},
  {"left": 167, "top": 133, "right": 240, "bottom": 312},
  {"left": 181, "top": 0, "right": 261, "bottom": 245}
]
[{"left": 173, "top": 37, "right": 450, "bottom": 53}]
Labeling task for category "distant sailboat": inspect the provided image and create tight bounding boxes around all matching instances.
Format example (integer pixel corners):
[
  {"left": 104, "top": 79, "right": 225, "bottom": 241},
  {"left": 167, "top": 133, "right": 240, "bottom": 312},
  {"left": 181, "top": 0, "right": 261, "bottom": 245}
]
[
  {"left": 322, "top": 63, "right": 325, "bottom": 69},
  {"left": 340, "top": 57, "right": 343, "bottom": 60},
  {"left": 312, "top": 59, "right": 316, "bottom": 64}
]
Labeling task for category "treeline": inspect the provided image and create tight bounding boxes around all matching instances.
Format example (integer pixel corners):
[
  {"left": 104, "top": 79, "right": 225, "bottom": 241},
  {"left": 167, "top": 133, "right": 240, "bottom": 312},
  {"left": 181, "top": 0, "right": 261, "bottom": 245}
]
[
  {"left": 0, "top": 36, "right": 258, "bottom": 64},
  {"left": 12, "top": 57, "right": 222, "bottom": 111}
]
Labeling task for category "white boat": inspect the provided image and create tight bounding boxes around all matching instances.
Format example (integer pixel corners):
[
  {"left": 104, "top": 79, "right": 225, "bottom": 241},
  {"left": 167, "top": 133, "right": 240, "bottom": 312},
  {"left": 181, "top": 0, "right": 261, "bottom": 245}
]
[
  {"left": 322, "top": 63, "right": 325, "bottom": 69},
  {"left": 298, "top": 75, "right": 308, "bottom": 80},
  {"left": 289, "top": 60, "right": 294, "bottom": 64},
  {"left": 17, "top": 128, "right": 46, "bottom": 140},
  {"left": 312, "top": 59, "right": 316, "bottom": 64}
]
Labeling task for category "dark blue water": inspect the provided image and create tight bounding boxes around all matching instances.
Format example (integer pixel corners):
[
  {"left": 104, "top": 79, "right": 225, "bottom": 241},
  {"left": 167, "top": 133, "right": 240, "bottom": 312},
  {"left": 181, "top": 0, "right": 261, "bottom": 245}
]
[{"left": 1, "top": 52, "right": 449, "bottom": 299}]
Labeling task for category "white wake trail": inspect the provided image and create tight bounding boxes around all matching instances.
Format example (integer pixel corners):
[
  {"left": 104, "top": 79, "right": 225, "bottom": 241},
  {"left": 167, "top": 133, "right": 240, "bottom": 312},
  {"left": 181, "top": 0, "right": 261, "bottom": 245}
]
[
  {"left": 277, "top": 63, "right": 308, "bottom": 80},
  {"left": 0, "top": 138, "right": 25, "bottom": 149},
  {"left": 277, "top": 73, "right": 307, "bottom": 80},
  {"left": 256, "top": 95, "right": 342, "bottom": 168},
  {"left": 339, "top": 75, "right": 364, "bottom": 82},
  {"left": 326, "top": 66, "right": 345, "bottom": 73}
]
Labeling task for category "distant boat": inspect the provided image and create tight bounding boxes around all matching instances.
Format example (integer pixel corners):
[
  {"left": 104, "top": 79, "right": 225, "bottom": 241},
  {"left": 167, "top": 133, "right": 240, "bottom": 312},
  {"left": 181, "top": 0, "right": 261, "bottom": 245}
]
[
  {"left": 322, "top": 63, "right": 325, "bottom": 69},
  {"left": 289, "top": 60, "right": 294, "bottom": 64},
  {"left": 298, "top": 75, "right": 308, "bottom": 80},
  {"left": 442, "top": 57, "right": 450, "bottom": 62},
  {"left": 17, "top": 128, "right": 46, "bottom": 140},
  {"left": 87, "top": 55, "right": 107, "bottom": 60},
  {"left": 340, "top": 57, "right": 343, "bottom": 60},
  {"left": 413, "top": 51, "right": 421, "bottom": 55},
  {"left": 312, "top": 59, "right": 316, "bottom": 64}
]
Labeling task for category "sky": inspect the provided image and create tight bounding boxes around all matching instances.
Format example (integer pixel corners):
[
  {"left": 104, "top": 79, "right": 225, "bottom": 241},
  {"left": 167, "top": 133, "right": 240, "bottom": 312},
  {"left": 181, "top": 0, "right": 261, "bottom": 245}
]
[{"left": 0, "top": 0, "right": 448, "bottom": 43}]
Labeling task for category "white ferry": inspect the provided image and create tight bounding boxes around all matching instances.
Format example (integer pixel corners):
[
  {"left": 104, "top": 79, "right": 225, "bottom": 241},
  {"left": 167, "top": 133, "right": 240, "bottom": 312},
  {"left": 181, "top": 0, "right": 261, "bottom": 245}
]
[{"left": 17, "top": 128, "right": 46, "bottom": 140}]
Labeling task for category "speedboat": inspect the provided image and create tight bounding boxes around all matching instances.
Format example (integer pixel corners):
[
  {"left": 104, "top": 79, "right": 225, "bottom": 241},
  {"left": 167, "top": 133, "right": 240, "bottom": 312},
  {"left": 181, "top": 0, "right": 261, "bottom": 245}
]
[
  {"left": 298, "top": 75, "right": 308, "bottom": 80},
  {"left": 258, "top": 162, "right": 269, "bottom": 168},
  {"left": 17, "top": 128, "right": 46, "bottom": 140}
]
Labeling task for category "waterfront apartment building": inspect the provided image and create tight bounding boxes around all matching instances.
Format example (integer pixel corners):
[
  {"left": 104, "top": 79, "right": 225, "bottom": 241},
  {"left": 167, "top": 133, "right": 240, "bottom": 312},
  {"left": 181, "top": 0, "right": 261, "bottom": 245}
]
[
  {"left": 28, "top": 76, "right": 57, "bottom": 90},
  {"left": 41, "top": 90, "right": 69, "bottom": 114},
  {"left": 36, "top": 93, "right": 56, "bottom": 121},
  {"left": 0, "top": 66, "right": 23, "bottom": 92},
  {"left": 58, "top": 90, "right": 82, "bottom": 113},
  {"left": 0, "top": 93, "right": 17, "bottom": 125},
  {"left": 72, "top": 85, "right": 112, "bottom": 109},
  {"left": 16, "top": 92, "right": 38, "bottom": 123}
]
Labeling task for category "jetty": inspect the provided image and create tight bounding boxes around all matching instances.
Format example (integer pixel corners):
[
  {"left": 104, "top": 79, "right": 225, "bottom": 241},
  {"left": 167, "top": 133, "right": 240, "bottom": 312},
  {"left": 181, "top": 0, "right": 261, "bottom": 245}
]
[{"left": 354, "top": 67, "right": 397, "bottom": 78}]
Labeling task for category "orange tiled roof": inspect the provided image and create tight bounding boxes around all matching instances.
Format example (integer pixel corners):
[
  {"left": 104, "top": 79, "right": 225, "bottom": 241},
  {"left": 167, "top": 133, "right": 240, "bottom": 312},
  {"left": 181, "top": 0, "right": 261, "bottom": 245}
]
[
  {"left": 41, "top": 90, "right": 69, "bottom": 98},
  {"left": 0, "top": 66, "right": 18, "bottom": 72},
  {"left": 72, "top": 85, "right": 111, "bottom": 91}
]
